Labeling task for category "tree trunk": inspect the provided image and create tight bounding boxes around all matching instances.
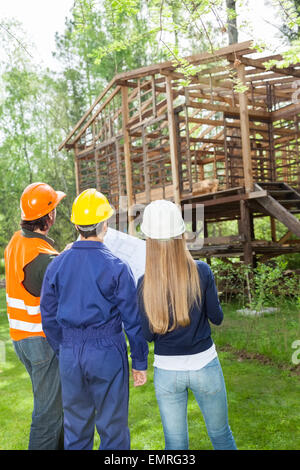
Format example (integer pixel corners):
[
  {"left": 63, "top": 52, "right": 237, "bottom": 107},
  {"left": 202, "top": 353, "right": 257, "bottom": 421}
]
[{"left": 226, "top": 0, "right": 238, "bottom": 44}]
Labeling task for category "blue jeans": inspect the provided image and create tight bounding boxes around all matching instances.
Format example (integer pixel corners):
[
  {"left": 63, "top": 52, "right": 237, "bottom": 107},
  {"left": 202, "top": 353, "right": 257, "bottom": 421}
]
[
  {"left": 154, "top": 357, "right": 237, "bottom": 450},
  {"left": 13, "top": 337, "right": 64, "bottom": 450}
]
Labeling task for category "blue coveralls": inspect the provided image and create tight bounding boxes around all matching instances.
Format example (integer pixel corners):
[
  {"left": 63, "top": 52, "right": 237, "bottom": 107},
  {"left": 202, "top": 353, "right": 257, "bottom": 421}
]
[{"left": 40, "top": 240, "right": 148, "bottom": 450}]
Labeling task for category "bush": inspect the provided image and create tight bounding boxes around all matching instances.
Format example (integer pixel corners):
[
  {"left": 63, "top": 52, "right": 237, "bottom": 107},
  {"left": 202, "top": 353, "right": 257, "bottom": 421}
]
[{"left": 211, "top": 258, "right": 300, "bottom": 310}]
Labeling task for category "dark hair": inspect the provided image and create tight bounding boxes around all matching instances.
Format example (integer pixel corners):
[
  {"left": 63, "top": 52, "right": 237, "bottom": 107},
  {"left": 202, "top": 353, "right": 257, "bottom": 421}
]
[
  {"left": 76, "top": 222, "right": 105, "bottom": 239},
  {"left": 77, "top": 226, "right": 97, "bottom": 239},
  {"left": 20, "top": 214, "right": 51, "bottom": 232}
]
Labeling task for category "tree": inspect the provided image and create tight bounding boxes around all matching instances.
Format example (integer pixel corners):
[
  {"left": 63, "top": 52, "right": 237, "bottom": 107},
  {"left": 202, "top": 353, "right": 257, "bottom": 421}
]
[
  {"left": 226, "top": 0, "right": 238, "bottom": 44},
  {"left": 0, "top": 21, "right": 76, "bottom": 252}
]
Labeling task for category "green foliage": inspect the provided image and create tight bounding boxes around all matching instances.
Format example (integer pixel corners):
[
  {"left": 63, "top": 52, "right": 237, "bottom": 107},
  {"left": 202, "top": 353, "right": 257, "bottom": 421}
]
[
  {"left": 250, "top": 259, "right": 299, "bottom": 311},
  {"left": 0, "top": 21, "right": 76, "bottom": 253},
  {"left": 211, "top": 257, "right": 300, "bottom": 312}
]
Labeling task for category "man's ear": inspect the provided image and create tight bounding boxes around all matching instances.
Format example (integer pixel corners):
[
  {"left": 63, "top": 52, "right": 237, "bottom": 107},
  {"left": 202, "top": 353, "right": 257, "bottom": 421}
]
[
  {"left": 47, "top": 209, "right": 56, "bottom": 229},
  {"left": 103, "top": 221, "right": 108, "bottom": 233}
]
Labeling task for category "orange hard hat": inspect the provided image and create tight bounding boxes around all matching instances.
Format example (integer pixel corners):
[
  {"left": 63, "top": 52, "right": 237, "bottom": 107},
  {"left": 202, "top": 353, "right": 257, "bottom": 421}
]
[{"left": 20, "top": 182, "right": 66, "bottom": 221}]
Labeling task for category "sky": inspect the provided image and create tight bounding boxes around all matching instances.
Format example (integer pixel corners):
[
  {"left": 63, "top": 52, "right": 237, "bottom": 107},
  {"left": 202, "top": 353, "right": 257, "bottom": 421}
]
[
  {"left": 0, "top": 0, "right": 75, "bottom": 70},
  {"left": 0, "top": 0, "right": 285, "bottom": 71}
]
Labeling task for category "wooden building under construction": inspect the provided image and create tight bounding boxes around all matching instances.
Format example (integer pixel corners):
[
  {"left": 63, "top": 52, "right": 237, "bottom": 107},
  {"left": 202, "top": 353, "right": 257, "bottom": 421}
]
[{"left": 58, "top": 41, "right": 300, "bottom": 266}]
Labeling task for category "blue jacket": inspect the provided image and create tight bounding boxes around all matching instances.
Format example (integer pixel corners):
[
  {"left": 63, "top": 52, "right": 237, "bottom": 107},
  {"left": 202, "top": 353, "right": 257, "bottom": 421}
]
[
  {"left": 40, "top": 240, "right": 148, "bottom": 370},
  {"left": 137, "top": 261, "right": 223, "bottom": 356}
]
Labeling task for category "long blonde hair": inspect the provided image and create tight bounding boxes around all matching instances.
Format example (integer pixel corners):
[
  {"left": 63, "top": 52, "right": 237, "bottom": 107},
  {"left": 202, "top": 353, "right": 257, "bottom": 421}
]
[{"left": 142, "top": 237, "right": 201, "bottom": 334}]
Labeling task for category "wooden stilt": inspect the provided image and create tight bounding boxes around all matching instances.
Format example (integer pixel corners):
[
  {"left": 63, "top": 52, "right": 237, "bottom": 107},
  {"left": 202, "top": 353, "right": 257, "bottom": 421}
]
[
  {"left": 74, "top": 144, "right": 80, "bottom": 196},
  {"left": 165, "top": 74, "right": 181, "bottom": 205},
  {"left": 239, "top": 199, "right": 253, "bottom": 266},
  {"left": 121, "top": 86, "right": 135, "bottom": 235},
  {"left": 236, "top": 63, "right": 253, "bottom": 193}
]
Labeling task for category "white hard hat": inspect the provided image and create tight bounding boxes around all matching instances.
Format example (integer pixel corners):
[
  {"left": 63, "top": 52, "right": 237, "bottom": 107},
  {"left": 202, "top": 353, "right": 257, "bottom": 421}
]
[{"left": 141, "top": 200, "right": 185, "bottom": 239}]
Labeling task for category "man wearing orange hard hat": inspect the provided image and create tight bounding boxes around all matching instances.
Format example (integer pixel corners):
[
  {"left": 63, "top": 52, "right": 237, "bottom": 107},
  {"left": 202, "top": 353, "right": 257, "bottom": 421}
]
[{"left": 4, "top": 182, "right": 66, "bottom": 450}]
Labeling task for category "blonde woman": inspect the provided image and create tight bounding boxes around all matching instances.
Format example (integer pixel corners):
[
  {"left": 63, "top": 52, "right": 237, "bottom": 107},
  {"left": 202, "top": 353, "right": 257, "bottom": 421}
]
[{"left": 137, "top": 200, "right": 237, "bottom": 450}]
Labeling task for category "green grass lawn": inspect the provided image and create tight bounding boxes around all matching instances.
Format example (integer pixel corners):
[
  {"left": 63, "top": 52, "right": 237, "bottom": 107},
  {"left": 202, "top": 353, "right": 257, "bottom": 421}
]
[{"left": 0, "top": 288, "right": 299, "bottom": 450}]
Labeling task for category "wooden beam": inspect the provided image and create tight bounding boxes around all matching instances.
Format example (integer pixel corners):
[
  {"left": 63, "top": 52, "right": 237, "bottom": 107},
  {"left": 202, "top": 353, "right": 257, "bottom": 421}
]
[
  {"left": 272, "top": 102, "right": 300, "bottom": 121},
  {"left": 240, "top": 200, "right": 254, "bottom": 266},
  {"left": 113, "top": 41, "right": 254, "bottom": 83},
  {"left": 205, "top": 235, "right": 245, "bottom": 245},
  {"left": 278, "top": 230, "right": 292, "bottom": 245},
  {"left": 165, "top": 75, "right": 181, "bottom": 205},
  {"left": 270, "top": 216, "right": 276, "bottom": 242},
  {"left": 257, "top": 195, "right": 300, "bottom": 238},
  {"left": 240, "top": 56, "right": 300, "bottom": 79},
  {"left": 121, "top": 86, "right": 134, "bottom": 235},
  {"left": 236, "top": 62, "right": 253, "bottom": 192},
  {"left": 187, "top": 100, "right": 270, "bottom": 121},
  {"left": 94, "top": 149, "right": 101, "bottom": 191},
  {"left": 58, "top": 77, "right": 117, "bottom": 151},
  {"left": 142, "top": 126, "right": 151, "bottom": 203},
  {"left": 74, "top": 144, "right": 80, "bottom": 196}
]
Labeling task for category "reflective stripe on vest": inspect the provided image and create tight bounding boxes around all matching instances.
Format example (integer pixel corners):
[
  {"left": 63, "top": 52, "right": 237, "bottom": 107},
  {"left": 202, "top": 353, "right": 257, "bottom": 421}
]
[
  {"left": 7, "top": 315, "right": 43, "bottom": 334},
  {"left": 6, "top": 294, "right": 41, "bottom": 315}
]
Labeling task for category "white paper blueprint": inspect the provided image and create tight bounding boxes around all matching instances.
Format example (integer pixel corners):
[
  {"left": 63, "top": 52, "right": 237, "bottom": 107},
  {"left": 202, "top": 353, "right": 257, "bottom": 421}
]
[{"left": 104, "top": 227, "right": 146, "bottom": 284}]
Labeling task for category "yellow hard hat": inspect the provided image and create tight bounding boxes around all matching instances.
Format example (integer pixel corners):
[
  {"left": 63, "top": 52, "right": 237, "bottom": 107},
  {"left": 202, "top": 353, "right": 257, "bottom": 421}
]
[{"left": 70, "top": 188, "right": 114, "bottom": 226}]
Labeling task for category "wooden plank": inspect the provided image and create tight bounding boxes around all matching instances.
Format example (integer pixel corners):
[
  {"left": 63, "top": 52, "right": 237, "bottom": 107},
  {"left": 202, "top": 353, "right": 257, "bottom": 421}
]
[
  {"left": 236, "top": 63, "right": 253, "bottom": 192},
  {"left": 151, "top": 75, "right": 157, "bottom": 117},
  {"left": 74, "top": 144, "right": 80, "bottom": 195},
  {"left": 121, "top": 86, "right": 134, "bottom": 235},
  {"left": 257, "top": 195, "right": 300, "bottom": 237},
  {"left": 94, "top": 149, "right": 101, "bottom": 191},
  {"left": 58, "top": 78, "right": 117, "bottom": 151},
  {"left": 240, "top": 199, "right": 253, "bottom": 265},
  {"left": 240, "top": 56, "right": 300, "bottom": 79},
  {"left": 113, "top": 41, "right": 254, "bottom": 83},
  {"left": 205, "top": 235, "right": 245, "bottom": 245},
  {"left": 142, "top": 126, "right": 150, "bottom": 203},
  {"left": 115, "top": 139, "right": 124, "bottom": 196},
  {"left": 165, "top": 75, "right": 181, "bottom": 205},
  {"left": 187, "top": 100, "right": 270, "bottom": 120},
  {"left": 278, "top": 230, "right": 292, "bottom": 245},
  {"left": 272, "top": 102, "right": 300, "bottom": 121}
]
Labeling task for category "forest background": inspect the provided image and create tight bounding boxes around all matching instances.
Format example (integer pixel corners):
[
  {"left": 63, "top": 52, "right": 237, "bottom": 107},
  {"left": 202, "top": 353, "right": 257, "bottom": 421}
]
[{"left": 0, "top": 0, "right": 300, "bottom": 255}]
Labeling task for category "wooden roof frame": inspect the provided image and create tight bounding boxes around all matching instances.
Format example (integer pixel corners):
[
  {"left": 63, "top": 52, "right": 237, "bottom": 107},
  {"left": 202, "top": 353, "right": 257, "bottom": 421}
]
[{"left": 58, "top": 40, "right": 300, "bottom": 152}]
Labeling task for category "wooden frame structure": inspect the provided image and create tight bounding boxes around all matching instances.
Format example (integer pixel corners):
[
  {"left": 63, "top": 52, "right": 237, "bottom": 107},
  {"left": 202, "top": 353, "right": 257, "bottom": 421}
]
[{"left": 59, "top": 41, "right": 300, "bottom": 265}]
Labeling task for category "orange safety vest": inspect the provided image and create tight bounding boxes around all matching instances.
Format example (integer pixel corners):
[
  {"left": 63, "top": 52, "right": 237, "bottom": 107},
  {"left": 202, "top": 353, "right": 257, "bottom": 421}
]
[{"left": 4, "top": 231, "right": 59, "bottom": 341}]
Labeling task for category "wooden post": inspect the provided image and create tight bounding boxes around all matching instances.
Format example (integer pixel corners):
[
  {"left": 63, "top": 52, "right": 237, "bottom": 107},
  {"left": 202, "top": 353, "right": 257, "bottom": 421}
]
[
  {"left": 121, "top": 86, "right": 135, "bottom": 235},
  {"left": 240, "top": 199, "right": 253, "bottom": 266},
  {"left": 270, "top": 217, "right": 276, "bottom": 242},
  {"left": 74, "top": 144, "right": 80, "bottom": 196},
  {"left": 115, "top": 139, "right": 124, "bottom": 196},
  {"left": 94, "top": 149, "right": 101, "bottom": 191},
  {"left": 142, "top": 126, "right": 151, "bottom": 203},
  {"left": 184, "top": 88, "right": 193, "bottom": 193},
  {"left": 236, "top": 63, "right": 253, "bottom": 193},
  {"left": 165, "top": 74, "right": 181, "bottom": 205},
  {"left": 151, "top": 75, "right": 157, "bottom": 117}
]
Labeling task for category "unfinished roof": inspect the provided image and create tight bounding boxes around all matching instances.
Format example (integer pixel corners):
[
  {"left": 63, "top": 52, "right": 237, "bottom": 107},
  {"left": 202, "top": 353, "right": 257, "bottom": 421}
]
[
  {"left": 59, "top": 40, "right": 300, "bottom": 150},
  {"left": 58, "top": 40, "right": 300, "bottom": 213}
]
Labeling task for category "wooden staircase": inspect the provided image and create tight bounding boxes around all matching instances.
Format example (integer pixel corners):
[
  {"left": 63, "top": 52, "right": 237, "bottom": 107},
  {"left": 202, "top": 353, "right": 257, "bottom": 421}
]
[{"left": 254, "top": 182, "right": 300, "bottom": 237}]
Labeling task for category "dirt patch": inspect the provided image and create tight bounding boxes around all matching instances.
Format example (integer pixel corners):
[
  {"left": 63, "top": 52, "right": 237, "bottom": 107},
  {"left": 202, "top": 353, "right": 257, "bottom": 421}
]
[{"left": 219, "top": 344, "right": 300, "bottom": 376}]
